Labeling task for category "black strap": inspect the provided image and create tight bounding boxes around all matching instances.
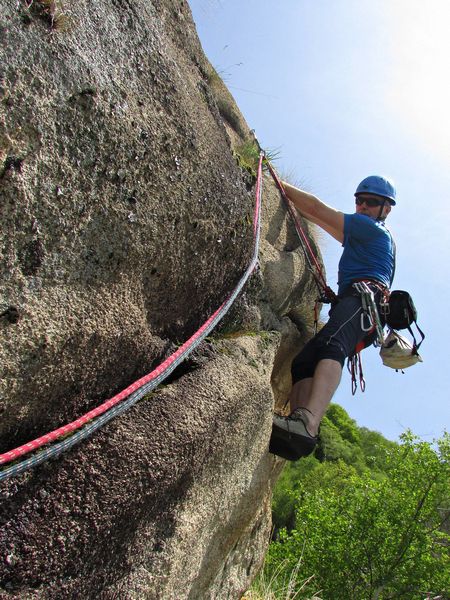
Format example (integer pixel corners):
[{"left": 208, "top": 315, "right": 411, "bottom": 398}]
[{"left": 408, "top": 322, "right": 425, "bottom": 351}]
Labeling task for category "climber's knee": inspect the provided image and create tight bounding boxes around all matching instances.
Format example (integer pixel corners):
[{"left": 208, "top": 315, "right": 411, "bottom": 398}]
[
  {"left": 291, "top": 338, "right": 318, "bottom": 384},
  {"left": 291, "top": 358, "right": 315, "bottom": 384}
]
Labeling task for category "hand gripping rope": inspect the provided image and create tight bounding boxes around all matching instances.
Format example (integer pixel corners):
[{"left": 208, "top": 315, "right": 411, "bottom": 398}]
[{"left": 0, "top": 154, "right": 264, "bottom": 482}]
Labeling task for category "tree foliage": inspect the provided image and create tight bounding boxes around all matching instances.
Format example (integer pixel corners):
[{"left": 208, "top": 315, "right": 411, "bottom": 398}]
[
  {"left": 325, "top": 403, "right": 361, "bottom": 444},
  {"left": 266, "top": 432, "right": 450, "bottom": 600},
  {"left": 272, "top": 404, "right": 396, "bottom": 533}
]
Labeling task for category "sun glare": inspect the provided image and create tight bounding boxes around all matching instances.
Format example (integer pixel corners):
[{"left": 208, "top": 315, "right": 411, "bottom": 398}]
[{"left": 385, "top": 2, "right": 450, "bottom": 165}]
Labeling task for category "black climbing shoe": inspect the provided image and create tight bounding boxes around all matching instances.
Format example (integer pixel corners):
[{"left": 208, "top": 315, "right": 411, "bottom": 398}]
[{"left": 269, "top": 408, "right": 318, "bottom": 460}]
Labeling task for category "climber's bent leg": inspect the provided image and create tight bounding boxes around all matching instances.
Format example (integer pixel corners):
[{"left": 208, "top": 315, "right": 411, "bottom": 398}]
[
  {"left": 299, "top": 358, "right": 342, "bottom": 436},
  {"left": 270, "top": 295, "right": 365, "bottom": 460}
]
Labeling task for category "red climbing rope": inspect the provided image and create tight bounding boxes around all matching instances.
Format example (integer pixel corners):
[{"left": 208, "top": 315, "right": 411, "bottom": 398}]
[
  {"left": 0, "top": 155, "right": 265, "bottom": 470},
  {"left": 1, "top": 155, "right": 336, "bottom": 477},
  {"left": 265, "top": 160, "right": 336, "bottom": 303}
]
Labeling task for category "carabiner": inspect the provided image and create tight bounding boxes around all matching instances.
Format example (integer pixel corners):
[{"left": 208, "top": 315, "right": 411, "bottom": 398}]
[{"left": 360, "top": 311, "right": 373, "bottom": 332}]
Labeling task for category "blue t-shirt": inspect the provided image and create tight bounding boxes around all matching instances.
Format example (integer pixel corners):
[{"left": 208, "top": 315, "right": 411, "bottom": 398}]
[{"left": 337, "top": 213, "right": 394, "bottom": 295}]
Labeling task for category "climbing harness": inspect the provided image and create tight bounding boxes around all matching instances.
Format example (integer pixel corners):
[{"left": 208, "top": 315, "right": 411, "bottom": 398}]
[{"left": 0, "top": 156, "right": 265, "bottom": 482}]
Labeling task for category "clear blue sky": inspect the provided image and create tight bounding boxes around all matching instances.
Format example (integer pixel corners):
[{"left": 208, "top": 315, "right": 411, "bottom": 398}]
[{"left": 188, "top": 0, "right": 450, "bottom": 442}]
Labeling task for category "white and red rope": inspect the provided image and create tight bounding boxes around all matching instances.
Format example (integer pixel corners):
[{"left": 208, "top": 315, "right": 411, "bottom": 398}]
[{"left": 0, "top": 153, "right": 265, "bottom": 481}]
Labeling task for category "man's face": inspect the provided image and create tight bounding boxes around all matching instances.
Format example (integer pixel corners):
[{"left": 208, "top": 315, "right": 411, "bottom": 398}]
[{"left": 355, "top": 194, "right": 392, "bottom": 220}]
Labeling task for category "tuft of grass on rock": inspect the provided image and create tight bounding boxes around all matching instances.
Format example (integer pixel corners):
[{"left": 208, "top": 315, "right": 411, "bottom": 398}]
[
  {"left": 234, "top": 139, "right": 260, "bottom": 176},
  {"left": 204, "top": 66, "right": 223, "bottom": 88},
  {"left": 242, "top": 556, "right": 322, "bottom": 600},
  {"left": 234, "top": 139, "right": 281, "bottom": 178}
]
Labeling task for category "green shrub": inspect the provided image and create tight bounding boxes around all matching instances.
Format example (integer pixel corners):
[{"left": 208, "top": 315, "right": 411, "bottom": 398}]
[{"left": 267, "top": 434, "right": 450, "bottom": 600}]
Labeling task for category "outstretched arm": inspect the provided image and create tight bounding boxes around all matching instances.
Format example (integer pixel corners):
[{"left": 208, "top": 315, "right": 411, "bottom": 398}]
[{"left": 282, "top": 181, "right": 344, "bottom": 243}]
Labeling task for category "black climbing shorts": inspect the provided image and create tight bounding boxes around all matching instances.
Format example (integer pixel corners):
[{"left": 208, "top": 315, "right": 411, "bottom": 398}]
[{"left": 291, "top": 286, "right": 384, "bottom": 383}]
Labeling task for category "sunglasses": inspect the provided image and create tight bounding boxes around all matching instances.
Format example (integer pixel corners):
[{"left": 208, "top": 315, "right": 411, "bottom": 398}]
[{"left": 355, "top": 196, "right": 386, "bottom": 207}]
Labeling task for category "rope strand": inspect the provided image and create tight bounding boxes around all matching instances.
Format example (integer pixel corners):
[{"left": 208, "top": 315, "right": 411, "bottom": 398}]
[
  {"left": 265, "top": 159, "right": 336, "bottom": 303},
  {"left": 0, "top": 154, "right": 265, "bottom": 481}
]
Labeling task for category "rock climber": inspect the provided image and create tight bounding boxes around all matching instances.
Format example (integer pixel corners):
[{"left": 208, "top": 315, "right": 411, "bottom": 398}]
[{"left": 269, "top": 175, "right": 396, "bottom": 461}]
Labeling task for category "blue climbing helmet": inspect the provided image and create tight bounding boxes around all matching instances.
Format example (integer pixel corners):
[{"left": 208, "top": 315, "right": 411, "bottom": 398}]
[{"left": 355, "top": 175, "right": 396, "bottom": 205}]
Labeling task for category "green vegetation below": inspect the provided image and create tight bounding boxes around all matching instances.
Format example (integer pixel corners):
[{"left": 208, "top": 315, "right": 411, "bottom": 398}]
[{"left": 252, "top": 404, "right": 450, "bottom": 600}]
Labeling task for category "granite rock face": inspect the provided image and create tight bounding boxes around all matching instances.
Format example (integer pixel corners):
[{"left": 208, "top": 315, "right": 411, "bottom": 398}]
[{"left": 0, "top": 1, "right": 319, "bottom": 597}]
